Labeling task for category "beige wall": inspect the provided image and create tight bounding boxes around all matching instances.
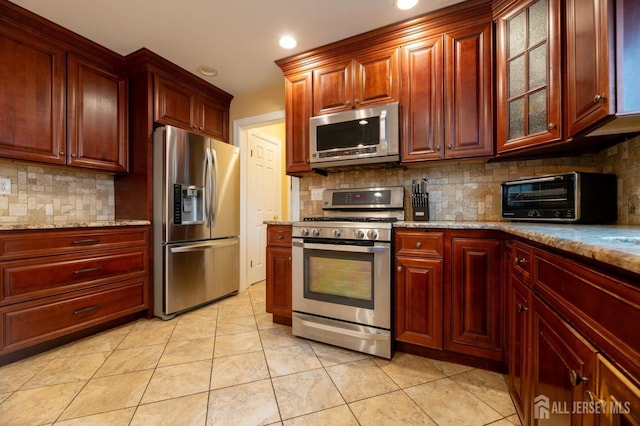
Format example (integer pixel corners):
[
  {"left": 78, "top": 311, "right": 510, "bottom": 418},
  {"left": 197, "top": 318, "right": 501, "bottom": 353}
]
[{"left": 299, "top": 135, "right": 640, "bottom": 226}]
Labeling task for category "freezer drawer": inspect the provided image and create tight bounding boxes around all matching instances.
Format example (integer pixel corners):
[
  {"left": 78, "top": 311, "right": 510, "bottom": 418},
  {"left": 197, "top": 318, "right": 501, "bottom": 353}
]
[{"left": 156, "top": 238, "right": 239, "bottom": 319}]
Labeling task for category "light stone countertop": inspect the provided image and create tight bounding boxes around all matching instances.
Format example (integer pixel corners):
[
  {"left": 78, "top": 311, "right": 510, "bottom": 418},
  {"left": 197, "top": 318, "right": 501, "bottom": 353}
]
[
  {"left": 0, "top": 220, "right": 151, "bottom": 231},
  {"left": 396, "top": 221, "right": 640, "bottom": 276}
]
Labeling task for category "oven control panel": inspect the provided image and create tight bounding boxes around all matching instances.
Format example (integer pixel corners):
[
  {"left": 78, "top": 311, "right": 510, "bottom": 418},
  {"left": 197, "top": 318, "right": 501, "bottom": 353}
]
[{"left": 293, "top": 223, "right": 391, "bottom": 242}]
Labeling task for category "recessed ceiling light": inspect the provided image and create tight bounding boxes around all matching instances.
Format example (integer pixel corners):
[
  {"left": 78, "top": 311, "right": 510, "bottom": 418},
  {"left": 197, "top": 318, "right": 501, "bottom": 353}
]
[
  {"left": 197, "top": 65, "right": 218, "bottom": 77},
  {"left": 279, "top": 35, "right": 297, "bottom": 49},
  {"left": 394, "top": 0, "right": 419, "bottom": 10}
]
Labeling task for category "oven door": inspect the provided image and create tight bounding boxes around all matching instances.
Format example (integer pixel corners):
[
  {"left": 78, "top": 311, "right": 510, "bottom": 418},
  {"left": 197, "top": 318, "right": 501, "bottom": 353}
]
[{"left": 291, "top": 238, "right": 391, "bottom": 330}]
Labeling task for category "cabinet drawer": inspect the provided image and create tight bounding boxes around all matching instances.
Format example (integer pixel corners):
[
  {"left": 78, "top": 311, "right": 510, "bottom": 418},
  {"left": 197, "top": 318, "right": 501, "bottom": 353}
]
[
  {"left": 1, "top": 280, "right": 146, "bottom": 352},
  {"left": 511, "top": 241, "right": 532, "bottom": 282},
  {"left": 267, "top": 225, "right": 292, "bottom": 247},
  {"left": 0, "top": 228, "right": 149, "bottom": 261},
  {"left": 1, "top": 249, "right": 147, "bottom": 306},
  {"left": 394, "top": 230, "right": 443, "bottom": 257}
]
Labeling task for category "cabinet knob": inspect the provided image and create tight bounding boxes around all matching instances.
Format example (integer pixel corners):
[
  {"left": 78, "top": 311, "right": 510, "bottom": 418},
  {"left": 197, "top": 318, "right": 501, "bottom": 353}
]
[
  {"left": 569, "top": 369, "right": 588, "bottom": 387},
  {"left": 583, "top": 390, "right": 603, "bottom": 404},
  {"left": 415, "top": 241, "right": 422, "bottom": 249},
  {"left": 59, "top": 151, "right": 65, "bottom": 156},
  {"left": 288, "top": 256, "right": 292, "bottom": 261},
  {"left": 593, "top": 94, "right": 605, "bottom": 103},
  {"left": 346, "top": 100, "right": 351, "bottom": 106},
  {"left": 277, "top": 234, "right": 284, "bottom": 240},
  {"left": 514, "top": 257, "right": 527, "bottom": 266},
  {"left": 548, "top": 122, "right": 556, "bottom": 130},
  {"left": 517, "top": 304, "right": 528, "bottom": 313},
  {"left": 397, "top": 266, "right": 403, "bottom": 272},
  {"left": 70, "top": 154, "right": 76, "bottom": 158},
  {"left": 448, "top": 144, "right": 453, "bottom": 149},
  {"left": 354, "top": 98, "right": 359, "bottom": 104},
  {"left": 436, "top": 145, "right": 441, "bottom": 152}
]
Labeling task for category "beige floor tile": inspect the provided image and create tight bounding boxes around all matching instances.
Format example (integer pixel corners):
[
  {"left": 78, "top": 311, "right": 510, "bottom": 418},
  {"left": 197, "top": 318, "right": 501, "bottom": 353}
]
[
  {"left": 132, "top": 392, "right": 208, "bottom": 426},
  {"left": 0, "top": 392, "right": 10, "bottom": 404},
  {"left": 94, "top": 344, "right": 164, "bottom": 377},
  {"left": 452, "top": 368, "right": 516, "bottom": 417},
  {"left": 215, "top": 314, "right": 257, "bottom": 335},
  {"left": 210, "top": 351, "right": 269, "bottom": 390},
  {"left": 179, "top": 303, "right": 219, "bottom": 322},
  {"left": 283, "top": 405, "right": 358, "bottom": 426},
  {"left": 118, "top": 320, "right": 175, "bottom": 349},
  {"left": 59, "top": 370, "right": 153, "bottom": 420},
  {"left": 0, "top": 381, "right": 85, "bottom": 425},
  {"left": 425, "top": 358, "right": 475, "bottom": 377},
  {"left": 255, "top": 312, "right": 279, "bottom": 330},
  {"left": 169, "top": 320, "right": 217, "bottom": 342},
  {"left": 264, "top": 344, "right": 322, "bottom": 377},
  {"left": 505, "top": 414, "right": 523, "bottom": 425},
  {"left": 349, "top": 390, "right": 436, "bottom": 426},
  {"left": 405, "top": 377, "right": 503, "bottom": 426},
  {"left": 308, "top": 341, "right": 370, "bottom": 367},
  {"left": 272, "top": 369, "right": 344, "bottom": 420},
  {"left": 218, "top": 301, "right": 254, "bottom": 320},
  {"left": 488, "top": 418, "right": 522, "bottom": 426},
  {"left": 158, "top": 337, "right": 215, "bottom": 367},
  {"left": 374, "top": 352, "right": 446, "bottom": 388},
  {"left": 326, "top": 359, "right": 399, "bottom": 402},
  {"left": 23, "top": 352, "right": 110, "bottom": 389},
  {"left": 54, "top": 326, "right": 132, "bottom": 358},
  {"left": 207, "top": 379, "right": 280, "bottom": 426},
  {"left": 214, "top": 331, "right": 262, "bottom": 358},
  {"left": 54, "top": 408, "right": 136, "bottom": 425},
  {"left": 259, "top": 326, "right": 304, "bottom": 349},
  {"left": 141, "top": 359, "right": 212, "bottom": 404},
  {"left": 0, "top": 359, "right": 43, "bottom": 393}
]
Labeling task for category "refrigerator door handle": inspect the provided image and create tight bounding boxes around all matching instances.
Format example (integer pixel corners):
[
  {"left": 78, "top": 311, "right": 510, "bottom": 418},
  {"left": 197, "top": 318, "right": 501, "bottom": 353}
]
[
  {"left": 203, "top": 151, "right": 210, "bottom": 225},
  {"left": 205, "top": 147, "right": 214, "bottom": 227},
  {"left": 210, "top": 147, "right": 219, "bottom": 228}
]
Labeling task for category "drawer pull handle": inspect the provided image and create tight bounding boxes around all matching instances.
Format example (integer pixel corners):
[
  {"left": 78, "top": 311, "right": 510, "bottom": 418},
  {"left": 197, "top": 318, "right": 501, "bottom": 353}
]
[
  {"left": 73, "top": 304, "right": 102, "bottom": 315},
  {"left": 73, "top": 267, "right": 102, "bottom": 275},
  {"left": 71, "top": 239, "right": 100, "bottom": 246},
  {"left": 277, "top": 234, "right": 285, "bottom": 240},
  {"left": 569, "top": 369, "right": 588, "bottom": 386},
  {"left": 415, "top": 242, "right": 422, "bottom": 249}
]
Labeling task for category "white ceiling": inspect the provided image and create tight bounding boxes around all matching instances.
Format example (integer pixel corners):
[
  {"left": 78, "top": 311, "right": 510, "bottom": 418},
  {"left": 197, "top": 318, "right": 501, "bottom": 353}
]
[{"left": 10, "top": 0, "right": 467, "bottom": 97}]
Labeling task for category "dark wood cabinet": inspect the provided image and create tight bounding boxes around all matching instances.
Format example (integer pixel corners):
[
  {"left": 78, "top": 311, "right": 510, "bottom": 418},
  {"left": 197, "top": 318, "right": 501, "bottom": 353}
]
[
  {"left": 67, "top": 53, "right": 128, "bottom": 172},
  {"left": 154, "top": 74, "right": 228, "bottom": 140},
  {"left": 265, "top": 225, "right": 292, "bottom": 325},
  {"left": 0, "top": 226, "right": 150, "bottom": 360},
  {"left": 508, "top": 272, "right": 532, "bottom": 424},
  {"left": 0, "top": 5, "right": 128, "bottom": 173},
  {"left": 0, "top": 24, "right": 66, "bottom": 165},
  {"left": 313, "top": 47, "right": 399, "bottom": 116},
  {"left": 595, "top": 355, "right": 640, "bottom": 426},
  {"left": 401, "top": 20, "right": 493, "bottom": 163},
  {"left": 495, "top": 0, "right": 562, "bottom": 153},
  {"left": 284, "top": 72, "right": 313, "bottom": 175},
  {"left": 446, "top": 235, "right": 503, "bottom": 360},
  {"left": 394, "top": 230, "right": 444, "bottom": 349}
]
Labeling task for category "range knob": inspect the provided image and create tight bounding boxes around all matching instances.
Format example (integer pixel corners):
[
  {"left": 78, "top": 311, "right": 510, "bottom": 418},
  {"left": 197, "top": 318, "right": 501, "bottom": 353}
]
[
  {"left": 334, "top": 229, "right": 342, "bottom": 238},
  {"left": 356, "top": 229, "right": 366, "bottom": 239},
  {"left": 312, "top": 228, "right": 321, "bottom": 237},
  {"left": 367, "top": 230, "right": 378, "bottom": 240},
  {"left": 300, "top": 228, "right": 309, "bottom": 237}
]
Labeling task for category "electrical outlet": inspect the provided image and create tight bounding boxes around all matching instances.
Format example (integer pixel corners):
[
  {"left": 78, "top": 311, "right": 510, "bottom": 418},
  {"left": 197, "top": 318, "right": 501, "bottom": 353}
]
[
  {"left": 311, "top": 188, "right": 324, "bottom": 201},
  {"left": 0, "top": 178, "right": 10, "bottom": 195}
]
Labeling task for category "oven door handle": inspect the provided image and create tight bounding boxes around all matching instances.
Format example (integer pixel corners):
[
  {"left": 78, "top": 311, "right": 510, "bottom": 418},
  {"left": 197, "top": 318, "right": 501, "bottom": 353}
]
[{"left": 296, "top": 242, "right": 389, "bottom": 254}]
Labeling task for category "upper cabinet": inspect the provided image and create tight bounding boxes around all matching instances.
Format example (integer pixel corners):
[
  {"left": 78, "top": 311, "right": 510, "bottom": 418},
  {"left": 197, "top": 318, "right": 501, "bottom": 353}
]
[
  {"left": 154, "top": 74, "right": 228, "bottom": 140},
  {"left": 313, "top": 47, "right": 400, "bottom": 116},
  {"left": 284, "top": 72, "right": 313, "bottom": 174},
  {"left": 0, "top": 4, "right": 128, "bottom": 173},
  {"left": 401, "top": 20, "right": 493, "bottom": 162},
  {"left": 495, "top": 0, "right": 562, "bottom": 153}
]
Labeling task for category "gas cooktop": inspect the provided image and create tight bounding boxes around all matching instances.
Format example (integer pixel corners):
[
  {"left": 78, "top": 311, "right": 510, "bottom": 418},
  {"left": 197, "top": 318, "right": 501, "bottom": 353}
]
[{"left": 302, "top": 216, "right": 398, "bottom": 223}]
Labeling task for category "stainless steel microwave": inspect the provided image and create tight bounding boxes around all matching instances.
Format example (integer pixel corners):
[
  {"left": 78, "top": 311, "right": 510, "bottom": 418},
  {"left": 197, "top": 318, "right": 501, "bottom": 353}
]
[
  {"left": 309, "top": 102, "right": 399, "bottom": 169},
  {"left": 501, "top": 172, "right": 617, "bottom": 223}
]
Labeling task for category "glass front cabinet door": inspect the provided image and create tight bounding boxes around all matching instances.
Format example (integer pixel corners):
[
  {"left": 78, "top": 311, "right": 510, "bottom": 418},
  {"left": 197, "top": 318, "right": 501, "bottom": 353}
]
[{"left": 496, "top": 0, "right": 562, "bottom": 153}]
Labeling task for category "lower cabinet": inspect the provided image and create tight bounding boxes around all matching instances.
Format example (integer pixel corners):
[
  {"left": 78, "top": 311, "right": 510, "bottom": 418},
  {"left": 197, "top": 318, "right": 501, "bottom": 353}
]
[
  {"left": 595, "top": 355, "right": 640, "bottom": 426},
  {"left": 0, "top": 226, "right": 150, "bottom": 361},
  {"left": 265, "top": 225, "right": 292, "bottom": 325},
  {"left": 394, "top": 229, "right": 504, "bottom": 368}
]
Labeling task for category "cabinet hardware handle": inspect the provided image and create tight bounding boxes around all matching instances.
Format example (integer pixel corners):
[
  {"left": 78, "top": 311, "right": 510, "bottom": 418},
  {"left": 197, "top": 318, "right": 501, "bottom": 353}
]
[
  {"left": 448, "top": 144, "right": 453, "bottom": 149},
  {"left": 583, "top": 390, "right": 603, "bottom": 404},
  {"left": 288, "top": 257, "right": 292, "bottom": 261},
  {"left": 73, "top": 304, "right": 102, "bottom": 315},
  {"left": 517, "top": 304, "right": 528, "bottom": 313},
  {"left": 415, "top": 241, "right": 422, "bottom": 249},
  {"left": 71, "top": 154, "right": 76, "bottom": 158},
  {"left": 569, "top": 369, "right": 588, "bottom": 386},
  {"left": 277, "top": 234, "right": 284, "bottom": 240},
  {"left": 548, "top": 122, "right": 556, "bottom": 130},
  {"left": 72, "top": 267, "right": 102, "bottom": 275},
  {"left": 593, "top": 94, "right": 605, "bottom": 103},
  {"left": 346, "top": 100, "right": 351, "bottom": 106},
  {"left": 436, "top": 145, "right": 441, "bottom": 152},
  {"left": 397, "top": 266, "right": 403, "bottom": 272},
  {"left": 71, "top": 239, "right": 100, "bottom": 246},
  {"left": 514, "top": 257, "right": 527, "bottom": 265},
  {"left": 59, "top": 151, "right": 65, "bottom": 156},
  {"left": 354, "top": 98, "right": 359, "bottom": 104}
]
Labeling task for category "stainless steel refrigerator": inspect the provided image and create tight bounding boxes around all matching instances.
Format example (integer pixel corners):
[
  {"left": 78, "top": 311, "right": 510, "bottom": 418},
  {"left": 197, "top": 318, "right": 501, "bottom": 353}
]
[{"left": 153, "top": 125, "right": 240, "bottom": 320}]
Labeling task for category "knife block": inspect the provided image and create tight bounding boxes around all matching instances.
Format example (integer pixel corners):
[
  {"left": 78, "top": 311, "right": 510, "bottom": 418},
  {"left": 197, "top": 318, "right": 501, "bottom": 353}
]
[{"left": 411, "top": 194, "right": 429, "bottom": 221}]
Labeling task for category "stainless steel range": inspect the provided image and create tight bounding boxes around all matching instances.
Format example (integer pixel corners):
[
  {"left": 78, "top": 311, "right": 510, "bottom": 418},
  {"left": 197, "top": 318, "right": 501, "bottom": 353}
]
[{"left": 292, "top": 186, "right": 404, "bottom": 359}]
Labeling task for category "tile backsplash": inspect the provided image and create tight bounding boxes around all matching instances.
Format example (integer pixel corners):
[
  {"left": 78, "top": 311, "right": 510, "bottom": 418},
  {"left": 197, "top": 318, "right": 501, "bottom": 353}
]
[
  {"left": 300, "top": 135, "right": 640, "bottom": 225},
  {"left": 0, "top": 159, "right": 114, "bottom": 224}
]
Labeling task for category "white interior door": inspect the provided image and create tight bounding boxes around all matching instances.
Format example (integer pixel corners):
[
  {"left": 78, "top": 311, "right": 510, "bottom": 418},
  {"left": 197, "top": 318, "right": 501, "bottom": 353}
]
[{"left": 246, "top": 129, "right": 281, "bottom": 285}]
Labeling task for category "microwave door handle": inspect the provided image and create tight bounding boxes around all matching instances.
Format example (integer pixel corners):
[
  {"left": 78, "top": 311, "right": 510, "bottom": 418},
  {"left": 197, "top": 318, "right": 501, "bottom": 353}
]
[
  {"left": 380, "top": 110, "right": 387, "bottom": 145},
  {"left": 503, "top": 176, "right": 562, "bottom": 185}
]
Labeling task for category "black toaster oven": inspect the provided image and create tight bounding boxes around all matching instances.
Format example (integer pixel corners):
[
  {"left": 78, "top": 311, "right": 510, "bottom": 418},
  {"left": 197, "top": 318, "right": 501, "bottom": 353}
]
[{"left": 501, "top": 172, "right": 617, "bottom": 223}]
